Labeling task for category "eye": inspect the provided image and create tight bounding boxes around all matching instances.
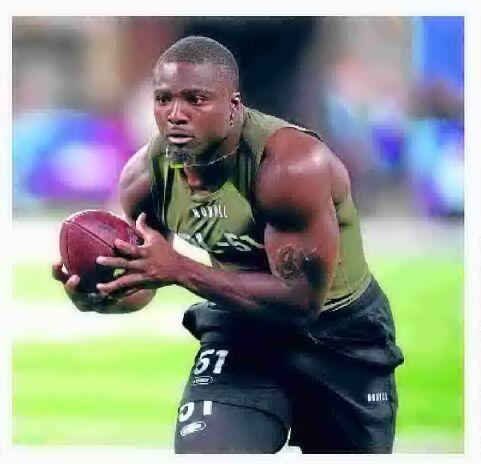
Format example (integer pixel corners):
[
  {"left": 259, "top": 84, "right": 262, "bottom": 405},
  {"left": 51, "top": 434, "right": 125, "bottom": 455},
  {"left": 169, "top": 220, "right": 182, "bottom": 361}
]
[
  {"left": 155, "top": 93, "right": 171, "bottom": 105},
  {"left": 189, "top": 95, "right": 206, "bottom": 106}
]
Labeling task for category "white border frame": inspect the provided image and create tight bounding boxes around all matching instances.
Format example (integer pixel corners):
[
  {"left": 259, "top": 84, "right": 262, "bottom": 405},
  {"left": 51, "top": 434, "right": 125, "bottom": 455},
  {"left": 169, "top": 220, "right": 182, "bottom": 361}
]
[{"left": 2, "top": 2, "right": 479, "bottom": 463}]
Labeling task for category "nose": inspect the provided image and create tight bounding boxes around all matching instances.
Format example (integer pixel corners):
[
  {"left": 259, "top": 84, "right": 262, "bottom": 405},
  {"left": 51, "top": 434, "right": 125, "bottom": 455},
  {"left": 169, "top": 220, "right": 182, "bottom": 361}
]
[{"left": 167, "top": 100, "right": 188, "bottom": 125}]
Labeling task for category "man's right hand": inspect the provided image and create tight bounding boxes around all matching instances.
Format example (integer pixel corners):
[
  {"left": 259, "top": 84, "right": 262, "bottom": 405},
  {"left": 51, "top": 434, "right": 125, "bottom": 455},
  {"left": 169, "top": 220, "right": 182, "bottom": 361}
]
[{"left": 52, "top": 261, "right": 119, "bottom": 312}]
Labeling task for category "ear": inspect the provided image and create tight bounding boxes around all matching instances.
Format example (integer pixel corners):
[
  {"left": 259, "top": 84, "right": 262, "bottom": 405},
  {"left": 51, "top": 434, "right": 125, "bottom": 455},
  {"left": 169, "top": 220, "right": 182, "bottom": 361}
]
[{"left": 230, "top": 92, "right": 241, "bottom": 110}]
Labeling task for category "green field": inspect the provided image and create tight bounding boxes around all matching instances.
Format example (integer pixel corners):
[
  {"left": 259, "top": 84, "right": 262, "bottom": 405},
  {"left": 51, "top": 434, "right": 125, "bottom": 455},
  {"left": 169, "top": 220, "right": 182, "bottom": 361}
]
[{"left": 13, "top": 254, "right": 463, "bottom": 451}]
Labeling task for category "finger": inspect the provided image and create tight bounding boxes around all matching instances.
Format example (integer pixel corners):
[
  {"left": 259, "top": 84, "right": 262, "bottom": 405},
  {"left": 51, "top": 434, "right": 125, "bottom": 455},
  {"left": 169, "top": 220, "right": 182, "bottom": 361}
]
[
  {"left": 114, "top": 239, "right": 142, "bottom": 258},
  {"left": 136, "top": 212, "right": 156, "bottom": 240},
  {"left": 107, "top": 287, "right": 141, "bottom": 300},
  {"left": 96, "top": 274, "right": 146, "bottom": 295},
  {"left": 96, "top": 255, "right": 143, "bottom": 271},
  {"left": 52, "top": 261, "right": 70, "bottom": 284},
  {"left": 85, "top": 292, "right": 117, "bottom": 305},
  {"left": 78, "top": 291, "right": 121, "bottom": 311},
  {"left": 65, "top": 274, "right": 80, "bottom": 292},
  {"left": 123, "top": 288, "right": 141, "bottom": 297}
]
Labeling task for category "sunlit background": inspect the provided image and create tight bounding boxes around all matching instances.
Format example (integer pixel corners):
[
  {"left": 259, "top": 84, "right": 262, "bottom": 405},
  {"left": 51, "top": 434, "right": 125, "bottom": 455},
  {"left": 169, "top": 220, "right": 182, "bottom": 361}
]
[{"left": 12, "top": 17, "right": 463, "bottom": 452}]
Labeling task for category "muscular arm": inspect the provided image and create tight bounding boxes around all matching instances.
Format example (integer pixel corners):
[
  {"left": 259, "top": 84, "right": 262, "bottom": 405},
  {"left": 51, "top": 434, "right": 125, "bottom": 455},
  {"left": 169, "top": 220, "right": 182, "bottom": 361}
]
[
  {"left": 100, "top": 144, "right": 158, "bottom": 313},
  {"left": 174, "top": 129, "right": 341, "bottom": 324},
  {"left": 52, "top": 146, "right": 155, "bottom": 313},
  {"left": 119, "top": 144, "right": 165, "bottom": 233},
  {"left": 58, "top": 144, "right": 157, "bottom": 314}
]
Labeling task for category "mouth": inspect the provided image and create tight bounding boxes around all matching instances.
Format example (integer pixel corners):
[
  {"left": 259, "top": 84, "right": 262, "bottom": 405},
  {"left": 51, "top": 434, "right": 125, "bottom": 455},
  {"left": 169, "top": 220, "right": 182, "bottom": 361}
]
[{"left": 167, "top": 133, "right": 194, "bottom": 145}]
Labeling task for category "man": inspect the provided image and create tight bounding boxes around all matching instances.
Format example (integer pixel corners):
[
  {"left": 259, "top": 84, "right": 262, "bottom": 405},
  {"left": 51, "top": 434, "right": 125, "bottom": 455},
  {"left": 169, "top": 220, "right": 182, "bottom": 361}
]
[{"left": 53, "top": 36, "right": 403, "bottom": 453}]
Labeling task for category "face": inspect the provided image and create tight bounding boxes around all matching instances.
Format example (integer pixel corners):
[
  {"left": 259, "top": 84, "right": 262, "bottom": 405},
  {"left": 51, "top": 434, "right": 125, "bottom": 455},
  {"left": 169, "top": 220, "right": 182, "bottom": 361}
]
[{"left": 153, "top": 61, "right": 239, "bottom": 166}]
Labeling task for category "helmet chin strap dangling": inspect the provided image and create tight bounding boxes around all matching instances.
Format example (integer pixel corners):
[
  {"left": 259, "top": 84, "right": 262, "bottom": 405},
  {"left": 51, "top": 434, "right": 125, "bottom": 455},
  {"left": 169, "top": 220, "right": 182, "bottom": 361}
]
[
  {"left": 184, "top": 145, "right": 239, "bottom": 168},
  {"left": 166, "top": 140, "right": 239, "bottom": 168}
]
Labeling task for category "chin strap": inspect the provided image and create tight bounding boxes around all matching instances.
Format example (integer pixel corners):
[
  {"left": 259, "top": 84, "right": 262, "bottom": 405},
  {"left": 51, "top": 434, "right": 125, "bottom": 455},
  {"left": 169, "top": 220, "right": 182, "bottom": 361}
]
[
  {"left": 168, "top": 145, "right": 239, "bottom": 169},
  {"left": 186, "top": 145, "right": 239, "bottom": 167}
]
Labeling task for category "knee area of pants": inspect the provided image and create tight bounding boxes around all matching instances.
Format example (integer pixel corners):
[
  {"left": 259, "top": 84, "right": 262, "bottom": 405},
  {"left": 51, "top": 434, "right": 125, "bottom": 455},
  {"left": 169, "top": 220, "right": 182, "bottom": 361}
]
[{"left": 175, "top": 400, "right": 288, "bottom": 453}]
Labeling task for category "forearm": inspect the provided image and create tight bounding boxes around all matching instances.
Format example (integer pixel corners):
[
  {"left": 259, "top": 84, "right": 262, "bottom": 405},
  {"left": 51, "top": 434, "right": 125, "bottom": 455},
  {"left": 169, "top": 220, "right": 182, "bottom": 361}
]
[{"left": 175, "top": 255, "right": 320, "bottom": 325}]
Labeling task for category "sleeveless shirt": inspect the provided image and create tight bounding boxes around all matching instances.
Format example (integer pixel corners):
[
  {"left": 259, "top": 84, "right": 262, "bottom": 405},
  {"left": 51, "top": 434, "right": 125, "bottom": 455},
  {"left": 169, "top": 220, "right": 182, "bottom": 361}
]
[{"left": 149, "top": 107, "right": 371, "bottom": 310}]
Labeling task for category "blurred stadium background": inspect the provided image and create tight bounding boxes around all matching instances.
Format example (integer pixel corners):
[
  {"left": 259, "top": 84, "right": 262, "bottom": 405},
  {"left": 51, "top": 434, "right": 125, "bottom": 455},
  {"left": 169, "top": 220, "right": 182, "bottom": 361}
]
[{"left": 12, "top": 17, "right": 463, "bottom": 452}]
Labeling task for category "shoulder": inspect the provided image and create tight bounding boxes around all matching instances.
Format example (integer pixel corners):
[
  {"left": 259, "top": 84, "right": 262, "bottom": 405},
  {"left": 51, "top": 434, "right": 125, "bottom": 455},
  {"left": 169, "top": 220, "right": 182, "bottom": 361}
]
[
  {"left": 240, "top": 107, "right": 294, "bottom": 159},
  {"left": 267, "top": 125, "right": 349, "bottom": 166},
  {"left": 265, "top": 127, "right": 328, "bottom": 168},
  {"left": 120, "top": 132, "right": 167, "bottom": 190},
  {"left": 120, "top": 143, "right": 150, "bottom": 184},
  {"left": 255, "top": 128, "right": 350, "bottom": 222},
  {"left": 120, "top": 143, "right": 151, "bottom": 199},
  {"left": 119, "top": 143, "right": 152, "bottom": 223}
]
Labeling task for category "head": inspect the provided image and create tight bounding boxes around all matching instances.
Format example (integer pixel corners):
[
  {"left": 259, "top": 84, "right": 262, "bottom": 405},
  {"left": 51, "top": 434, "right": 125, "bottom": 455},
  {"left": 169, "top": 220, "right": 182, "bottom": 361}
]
[{"left": 152, "top": 36, "right": 242, "bottom": 167}]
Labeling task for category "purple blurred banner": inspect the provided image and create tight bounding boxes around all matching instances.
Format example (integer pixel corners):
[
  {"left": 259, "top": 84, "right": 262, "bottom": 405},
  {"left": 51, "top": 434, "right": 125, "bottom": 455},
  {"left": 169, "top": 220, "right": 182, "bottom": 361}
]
[{"left": 14, "top": 110, "right": 133, "bottom": 207}]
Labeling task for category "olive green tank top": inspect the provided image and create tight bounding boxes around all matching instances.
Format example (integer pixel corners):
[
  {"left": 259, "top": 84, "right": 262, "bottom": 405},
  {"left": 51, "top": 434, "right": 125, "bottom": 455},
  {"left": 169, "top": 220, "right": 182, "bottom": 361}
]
[{"left": 149, "top": 107, "right": 371, "bottom": 310}]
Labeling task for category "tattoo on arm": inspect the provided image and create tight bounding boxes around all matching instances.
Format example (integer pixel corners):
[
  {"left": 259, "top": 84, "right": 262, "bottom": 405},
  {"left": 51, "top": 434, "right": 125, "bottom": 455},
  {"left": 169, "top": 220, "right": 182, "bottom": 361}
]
[{"left": 274, "top": 244, "right": 305, "bottom": 280}]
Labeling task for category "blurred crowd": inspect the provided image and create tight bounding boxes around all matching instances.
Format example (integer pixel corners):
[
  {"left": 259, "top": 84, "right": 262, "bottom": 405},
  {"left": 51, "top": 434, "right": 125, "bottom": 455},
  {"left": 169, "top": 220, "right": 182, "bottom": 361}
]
[{"left": 12, "top": 17, "right": 464, "bottom": 218}]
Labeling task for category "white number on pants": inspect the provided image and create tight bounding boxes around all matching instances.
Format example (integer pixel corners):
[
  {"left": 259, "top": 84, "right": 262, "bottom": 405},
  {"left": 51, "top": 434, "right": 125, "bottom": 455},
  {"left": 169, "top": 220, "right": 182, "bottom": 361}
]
[
  {"left": 178, "top": 401, "right": 213, "bottom": 422},
  {"left": 193, "top": 349, "right": 229, "bottom": 375}
]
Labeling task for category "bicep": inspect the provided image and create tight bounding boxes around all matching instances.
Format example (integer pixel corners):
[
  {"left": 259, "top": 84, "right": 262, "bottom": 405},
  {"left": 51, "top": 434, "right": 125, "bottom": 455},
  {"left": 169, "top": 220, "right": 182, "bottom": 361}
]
[
  {"left": 264, "top": 198, "right": 339, "bottom": 299},
  {"left": 257, "top": 131, "right": 341, "bottom": 305}
]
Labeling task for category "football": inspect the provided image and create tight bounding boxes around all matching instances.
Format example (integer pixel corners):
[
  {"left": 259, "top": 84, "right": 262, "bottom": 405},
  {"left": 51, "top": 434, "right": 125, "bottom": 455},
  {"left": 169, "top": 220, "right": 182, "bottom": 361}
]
[{"left": 59, "top": 210, "right": 142, "bottom": 293}]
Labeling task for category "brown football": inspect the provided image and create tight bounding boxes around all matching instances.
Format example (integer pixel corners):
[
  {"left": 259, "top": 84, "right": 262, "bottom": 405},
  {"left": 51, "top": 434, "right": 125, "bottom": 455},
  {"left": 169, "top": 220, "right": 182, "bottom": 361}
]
[{"left": 59, "top": 210, "right": 142, "bottom": 293}]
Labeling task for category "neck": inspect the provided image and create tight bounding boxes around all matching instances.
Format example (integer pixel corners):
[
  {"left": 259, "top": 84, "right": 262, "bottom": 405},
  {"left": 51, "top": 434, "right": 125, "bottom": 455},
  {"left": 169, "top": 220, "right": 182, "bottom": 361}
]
[
  {"left": 183, "top": 150, "right": 236, "bottom": 193},
  {"left": 183, "top": 107, "right": 245, "bottom": 193}
]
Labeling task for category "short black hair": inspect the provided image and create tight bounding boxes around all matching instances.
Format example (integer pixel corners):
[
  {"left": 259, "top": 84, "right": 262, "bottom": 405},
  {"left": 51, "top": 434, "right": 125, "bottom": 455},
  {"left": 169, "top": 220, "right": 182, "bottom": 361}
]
[{"left": 153, "top": 36, "right": 239, "bottom": 90}]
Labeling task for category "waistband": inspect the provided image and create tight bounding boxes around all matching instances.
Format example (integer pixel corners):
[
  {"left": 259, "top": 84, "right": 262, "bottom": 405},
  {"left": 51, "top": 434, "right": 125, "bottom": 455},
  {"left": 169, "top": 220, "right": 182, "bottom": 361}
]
[
  {"left": 322, "top": 273, "right": 373, "bottom": 312},
  {"left": 318, "top": 275, "right": 383, "bottom": 320},
  {"left": 183, "top": 275, "right": 384, "bottom": 344}
]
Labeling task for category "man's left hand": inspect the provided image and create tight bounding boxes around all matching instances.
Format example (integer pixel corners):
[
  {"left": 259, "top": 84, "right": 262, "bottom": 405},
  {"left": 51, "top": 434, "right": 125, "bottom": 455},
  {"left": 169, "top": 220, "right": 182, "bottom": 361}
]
[{"left": 96, "top": 212, "right": 180, "bottom": 295}]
